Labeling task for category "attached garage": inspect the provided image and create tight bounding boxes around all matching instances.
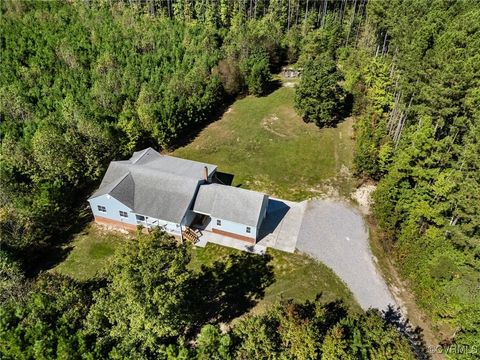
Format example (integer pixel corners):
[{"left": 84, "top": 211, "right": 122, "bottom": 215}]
[{"left": 192, "top": 183, "right": 269, "bottom": 243}]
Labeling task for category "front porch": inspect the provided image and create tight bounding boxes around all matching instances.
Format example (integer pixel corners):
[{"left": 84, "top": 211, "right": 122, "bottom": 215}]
[
  {"left": 182, "top": 214, "right": 266, "bottom": 255},
  {"left": 184, "top": 227, "right": 266, "bottom": 255}
]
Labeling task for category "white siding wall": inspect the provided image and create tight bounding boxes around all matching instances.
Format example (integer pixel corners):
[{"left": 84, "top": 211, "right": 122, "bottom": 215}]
[
  {"left": 88, "top": 194, "right": 181, "bottom": 235},
  {"left": 89, "top": 195, "right": 136, "bottom": 225},
  {"left": 209, "top": 216, "right": 257, "bottom": 239}
]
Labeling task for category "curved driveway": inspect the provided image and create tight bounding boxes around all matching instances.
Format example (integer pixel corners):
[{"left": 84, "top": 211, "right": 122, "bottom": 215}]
[{"left": 296, "top": 200, "right": 396, "bottom": 311}]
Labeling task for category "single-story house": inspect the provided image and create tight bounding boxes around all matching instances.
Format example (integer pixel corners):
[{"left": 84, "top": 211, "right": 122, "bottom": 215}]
[{"left": 88, "top": 148, "right": 268, "bottom": 243}]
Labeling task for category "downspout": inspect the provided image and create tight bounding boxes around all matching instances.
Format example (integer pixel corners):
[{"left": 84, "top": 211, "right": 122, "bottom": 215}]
[{"left": 179, "top": 216, "right": 184, "bottom": 244}]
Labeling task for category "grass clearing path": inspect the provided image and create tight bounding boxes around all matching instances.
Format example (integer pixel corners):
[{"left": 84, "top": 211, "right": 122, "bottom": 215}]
[{"left": 173, "top": 87, "right": 356, "bottom": 201}]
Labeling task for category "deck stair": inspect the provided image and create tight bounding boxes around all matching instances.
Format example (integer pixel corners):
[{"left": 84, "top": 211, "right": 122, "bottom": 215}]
[{"left": 183, "top": 227, "right": 199, "bottom": 243}]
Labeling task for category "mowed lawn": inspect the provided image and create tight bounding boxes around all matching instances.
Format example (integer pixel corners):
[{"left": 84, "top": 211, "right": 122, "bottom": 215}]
[
  {"left": 54, "top": 225, "right": 360, "bottom": 313},
  {"left": 54, "top": 224, "right": 130, "bottom": 280},
  {"left": 172, "top": 85, "right": 355, "bottom": 200}
]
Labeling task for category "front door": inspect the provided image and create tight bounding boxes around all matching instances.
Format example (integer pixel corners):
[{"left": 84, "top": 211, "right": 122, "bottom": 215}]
[{"left": 192, "top": 214, "right": 211, "bottom": 230}]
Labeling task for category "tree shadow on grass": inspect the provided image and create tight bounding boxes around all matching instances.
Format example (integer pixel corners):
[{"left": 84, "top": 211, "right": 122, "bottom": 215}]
[
  {"left": 382, "top": 305, "right": 430, "bottom": 360},
  {"left": 22, "top": 202, "right": 93, "bottom": 278},
  {"left": 168, "top": 99, "right": 235, "bottom": 151},
  {"left": 187, "top": 252, "right": 275, "bottom": 333},
  {"left": 258, "top": 78, "right": 283, "bottom": 97}
]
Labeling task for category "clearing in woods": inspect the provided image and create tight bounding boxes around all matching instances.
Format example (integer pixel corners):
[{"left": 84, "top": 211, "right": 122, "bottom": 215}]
[{"left": 172, "top": 85, "right": 356, "bottom": 201}]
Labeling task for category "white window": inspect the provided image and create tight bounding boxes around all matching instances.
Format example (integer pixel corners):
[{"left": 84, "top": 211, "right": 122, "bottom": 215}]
[
  {"left": 246, "top": 226, "right": 251, "bottom": 234},
  {"left": 216, "top": 219, "right": 221, "bottom": 226},
  {"left": 119, "top": 211, "right": 128, "bottom": 218},
  {"left": 136, "top": 214, "right": 145, "bottom": 222},
  {"left": 97, "top": 205, "right": 106, "bottom": 213}
]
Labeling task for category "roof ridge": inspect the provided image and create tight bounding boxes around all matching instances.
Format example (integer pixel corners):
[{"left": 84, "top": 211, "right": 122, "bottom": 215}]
[
  {"left": 210, "top": 184, "right": 220, "bottom": 217},
  {"left": 129, "top": 165, "right": 199, "bottom": 184},
  {"left": 106, "top": 172, "right": 131, "bottom": 194},
  {"left": 131, "top": 148, "right": 151, "bottom": 164}
]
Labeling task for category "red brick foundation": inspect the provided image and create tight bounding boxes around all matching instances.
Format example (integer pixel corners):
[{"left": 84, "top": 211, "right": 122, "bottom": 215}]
[
  {"left": 94, "top": 216, "right": 138, "bottom": 232},
  {"left": 211, "top": 228, "right": 256, "bottom": 244}
]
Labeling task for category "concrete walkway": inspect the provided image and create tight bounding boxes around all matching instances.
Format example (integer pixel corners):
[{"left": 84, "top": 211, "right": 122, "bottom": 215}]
[
  {"left": 196, "top": 231, "right": 267, "bottom": 255},
  {"left": 296, "top": 200, "right": 396, "bottom": 311}
]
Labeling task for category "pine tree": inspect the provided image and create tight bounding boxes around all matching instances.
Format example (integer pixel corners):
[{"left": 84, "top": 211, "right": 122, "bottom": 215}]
[{"left": 295, "top": 54, "right": 346, "bottom": 127}]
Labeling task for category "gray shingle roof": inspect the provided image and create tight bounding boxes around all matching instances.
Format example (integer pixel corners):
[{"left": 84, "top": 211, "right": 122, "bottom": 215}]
[
  {"left": 193, "top": 183, "right": 268, "bottom": 228},
  {"left": 89, "top": 148, "right": 217, "bottom": 223}
]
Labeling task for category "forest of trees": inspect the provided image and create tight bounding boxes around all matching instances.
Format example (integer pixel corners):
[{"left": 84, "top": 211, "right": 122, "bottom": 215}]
[
  {"left": 1, "top": 0, "right": 360, "bottom": 259},
  {"left": 1, "top": 0, "right": 479, "bottom": 358},
  {"left": 1, "top": 230, "right": 416, "bottom": 359},
  {"left": 345, "top": 0, "right": 480, "bottom": 354}
]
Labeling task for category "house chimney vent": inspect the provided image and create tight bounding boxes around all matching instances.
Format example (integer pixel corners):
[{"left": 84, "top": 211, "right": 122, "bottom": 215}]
[{"left": 204, "top": 166, "right": 209, "bottom": 182}]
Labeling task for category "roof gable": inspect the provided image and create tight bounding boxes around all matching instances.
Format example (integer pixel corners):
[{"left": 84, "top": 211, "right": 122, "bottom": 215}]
[
  {"left": 193, "top": 183, "right": 268, "bottom": 227},
  {"left": 110, "top": 173, "right": 135, "bottom": 209},
  {"left": 89, "top": 148, "right": 216, "bottom": 223}
]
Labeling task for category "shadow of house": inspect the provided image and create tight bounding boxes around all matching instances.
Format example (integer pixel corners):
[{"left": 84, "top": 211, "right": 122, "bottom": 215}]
[
  {"left": 214, "top": 171, "right": 235, "bottom": 186},
  {"left": 257, "top": 199, "right": 291, "bottom": 241}
]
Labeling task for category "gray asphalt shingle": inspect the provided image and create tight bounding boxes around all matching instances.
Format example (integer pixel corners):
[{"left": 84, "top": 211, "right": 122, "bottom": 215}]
[
  {"left": 193, "top": 183, "right": 268, "bottom": 227},
  {"left": 89, "top": 148, "right": 216, "bottom": 223}
]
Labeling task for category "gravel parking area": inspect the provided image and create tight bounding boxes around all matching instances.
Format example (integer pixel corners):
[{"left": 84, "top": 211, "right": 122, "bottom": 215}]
[{"left": 296, "top": 200, "right": 396, "bottom": 311}]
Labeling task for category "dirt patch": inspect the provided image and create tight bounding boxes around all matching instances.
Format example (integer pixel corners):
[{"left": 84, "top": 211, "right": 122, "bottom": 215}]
[
  {"left": 93, "top": 222, "right": 134, "bottom": 238},
  {"left": 351, "top": 183, "right": 376, "bottom": 214},
  {"left": 283, "top": 81, "right": 296, "bottom": 88},
  {"left": 339, "top": 164, "right": 351, "bottom": 177},
  {"left": 314, "top": 183, "right": 340, "bottom": 199},
  {"left": 261, "top": 114, "right": 288, "bottom": 138}
]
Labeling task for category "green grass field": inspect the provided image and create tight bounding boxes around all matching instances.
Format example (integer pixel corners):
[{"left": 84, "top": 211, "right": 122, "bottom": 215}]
[
  {"left": 54, "top": 224, "right": 130, "bottom": 280},
  {"left": 189, "top": 244, "right": 360, "bottom": 314},
  {"left": 173, "top": 85, "right": 355, "bottom": 200}
]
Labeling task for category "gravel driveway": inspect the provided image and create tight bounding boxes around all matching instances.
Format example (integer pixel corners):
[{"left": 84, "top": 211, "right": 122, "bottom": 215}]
[{"left": 296, "top": 200, "right": 396, "bottom": 311}]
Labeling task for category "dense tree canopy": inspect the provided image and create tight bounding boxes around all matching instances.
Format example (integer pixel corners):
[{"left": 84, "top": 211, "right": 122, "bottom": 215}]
[
  {"left": 0, "top": 231, "right": 417, "bottom": 359},
  {"left": 0, "top": 273, "right": 94, "bottom": 359},
  {"left": 342, "top": 0, "right": 480, "bottom": 354},
  {"left": 295, "top": 54, "right": 346, "bottom": 126},
  {"left": 85, "top": 231, "right": 194, "bottom": 358}
]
